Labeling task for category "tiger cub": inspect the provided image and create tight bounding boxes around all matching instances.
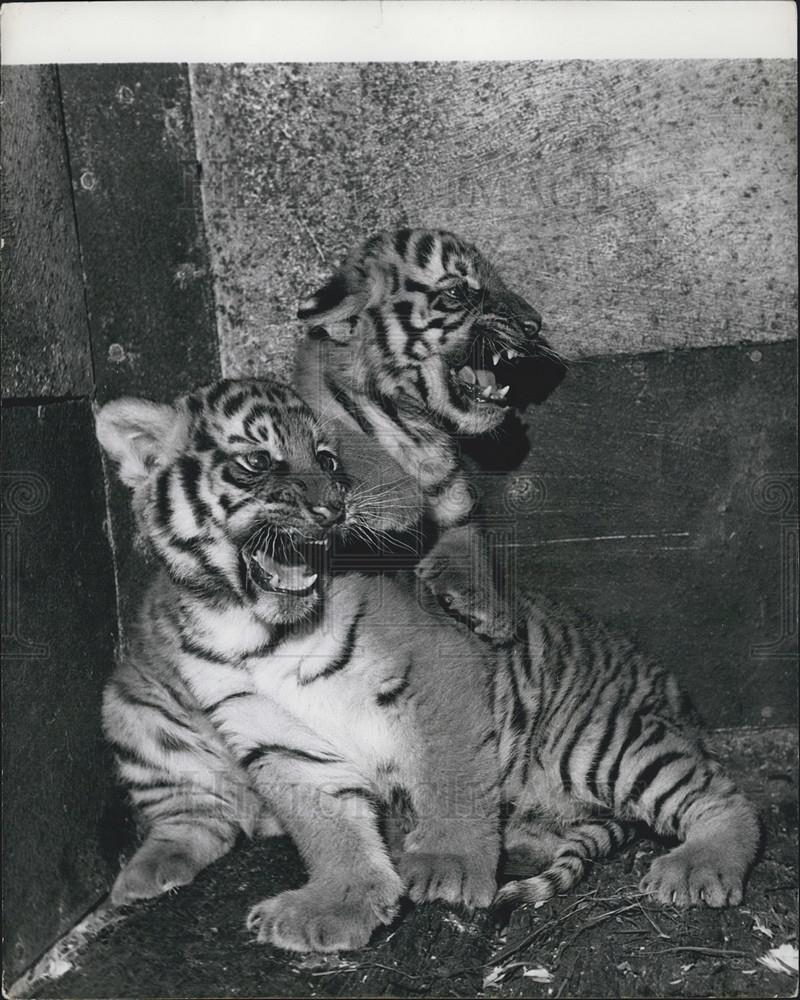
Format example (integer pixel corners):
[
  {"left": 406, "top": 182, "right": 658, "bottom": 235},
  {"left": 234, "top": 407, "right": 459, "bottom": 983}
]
[
  {"left": 96, "top": 377, "right": 500, "bottom": 952},
  {"left": 295, "top": 228, "right": 567, "bottom": 643},
  {"left": 294, "top": 229, "right": 761, "bottom": 908}
]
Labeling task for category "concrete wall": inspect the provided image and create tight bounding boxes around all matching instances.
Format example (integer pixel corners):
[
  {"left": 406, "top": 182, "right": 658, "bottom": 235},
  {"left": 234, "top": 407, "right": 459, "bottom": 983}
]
[{"left": 190, "top": 60, "right": 797, "bottom": 381}]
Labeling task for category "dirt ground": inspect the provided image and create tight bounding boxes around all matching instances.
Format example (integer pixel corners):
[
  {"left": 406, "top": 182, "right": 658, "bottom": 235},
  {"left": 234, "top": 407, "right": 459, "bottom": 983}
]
[{"left": 14, "top": 727, "right": 798, "bottom": 1000}]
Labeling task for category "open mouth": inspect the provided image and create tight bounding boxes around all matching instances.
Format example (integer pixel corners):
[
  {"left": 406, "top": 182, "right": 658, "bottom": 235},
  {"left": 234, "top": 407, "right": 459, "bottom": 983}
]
[
  {"left": 243, "top": 532, "right": 330, "bottom": 596},
  {"left": 449, "top": 346, "right": 521, "bottom": 408},
  {"left": 449, "top": 335, "right": 567, "bottom": 410}
]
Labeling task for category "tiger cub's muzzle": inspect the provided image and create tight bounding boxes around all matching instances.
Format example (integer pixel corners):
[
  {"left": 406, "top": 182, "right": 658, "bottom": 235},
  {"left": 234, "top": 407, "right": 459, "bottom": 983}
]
[
  {"left": 448, "top": 319, "right": 567, "bottom": 411},
  {"left": 243, "top": 527, "right": 334, "bottom": 596}
]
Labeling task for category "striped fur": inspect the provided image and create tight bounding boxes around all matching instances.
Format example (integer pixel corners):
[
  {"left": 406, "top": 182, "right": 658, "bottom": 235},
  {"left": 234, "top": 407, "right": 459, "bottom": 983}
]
[
  {"left": 96, "top": 378, "right": 500, "bottom": 953},
  {"left": 490, "top": 598, "right": 760, "bottom": 909},
  {"left": 98, "top": 376, "right": 760, "bottom": 951},
  {"left": 295, "top": 228, "right": 566, "bottom": 640},
  {"left": 294, "top": 230, "right": 761, "bottom": 910}
]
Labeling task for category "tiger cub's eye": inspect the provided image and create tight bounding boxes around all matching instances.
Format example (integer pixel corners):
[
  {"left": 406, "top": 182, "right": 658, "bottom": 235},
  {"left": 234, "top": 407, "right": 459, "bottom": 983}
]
[
  {"left": 237, "top": 451, "right": 273, "bottom": 472},
  {"left": 316, "top": 450, "right": 339, "bottom": 473},
  {"left": 438, "top": 282, "right": 476, "bottom": 307}
]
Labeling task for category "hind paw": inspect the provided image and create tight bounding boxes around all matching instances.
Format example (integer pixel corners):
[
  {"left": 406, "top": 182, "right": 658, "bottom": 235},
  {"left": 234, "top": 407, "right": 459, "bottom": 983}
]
[
  {"left": 640, "top": 843, "right": 746, "bottom": 907},
  {"left": 110, "top": 842, "right": 204, "bottom": 906}
]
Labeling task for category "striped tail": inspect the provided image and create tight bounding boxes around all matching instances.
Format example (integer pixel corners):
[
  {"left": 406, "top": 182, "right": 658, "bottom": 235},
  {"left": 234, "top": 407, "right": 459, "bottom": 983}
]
[{"left": 492, "top": 819, "right": 635, "bottom": 916}]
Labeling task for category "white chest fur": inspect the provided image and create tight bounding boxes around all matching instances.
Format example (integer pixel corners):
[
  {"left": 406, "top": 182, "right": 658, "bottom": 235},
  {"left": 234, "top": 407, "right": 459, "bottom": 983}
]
[{"left": 244, "top": 626, "right": 404, "bottom": 768}]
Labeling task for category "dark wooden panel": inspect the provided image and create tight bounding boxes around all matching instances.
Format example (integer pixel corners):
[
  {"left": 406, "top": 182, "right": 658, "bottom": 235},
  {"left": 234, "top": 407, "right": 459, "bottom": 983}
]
[
  {"left": 477, "top": 339, "right": 798, "bottom": 727},
  {"left": 1, "top": 400, "right": 120, "bottom": 980},
  {"left": 0, "top": 66, "right": 93, "bottom": 399},
  {"left": 58, "top": 64, "right": 222, "bottom": 640},
  {"left": 59, "top": 64, "right": 220, "bottom": 404}
]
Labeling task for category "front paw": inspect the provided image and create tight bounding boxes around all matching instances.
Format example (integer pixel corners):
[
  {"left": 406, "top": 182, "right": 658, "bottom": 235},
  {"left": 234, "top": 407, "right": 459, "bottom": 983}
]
[
  {"left": 640, "top": 842, "right": 747, "bottom": 908},
  {"left": 110, "top": 842, "right": 203, "bottom": 906},
  {"left": 398, "top": 851, "right": 496, "bottom": 909},
  {"left": 416, "top": 554, "right": 514, "bottom": 644},
  {"left": 246, "top": 874, "right": 402, "bottom": 953}
]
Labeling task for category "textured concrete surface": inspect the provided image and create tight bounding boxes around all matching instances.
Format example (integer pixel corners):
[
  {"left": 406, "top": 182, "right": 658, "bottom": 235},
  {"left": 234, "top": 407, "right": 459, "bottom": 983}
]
[
  {"left": 26, "top": 728, "right": 799, "bottom": 999},
  {"left": 189, "top": 60, "right": 797, "bottom": 381},
  {"left": 1, "top": 401, "right": 119, "bottom": 981},
  {"left": 1, "top": 67, "right": 94, "bottom": 400}
]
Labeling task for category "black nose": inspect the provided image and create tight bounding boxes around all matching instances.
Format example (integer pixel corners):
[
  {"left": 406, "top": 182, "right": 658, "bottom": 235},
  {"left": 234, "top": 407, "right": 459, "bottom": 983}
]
[{"left": 310, "top": 503, "right": 344, "bottom": 526}]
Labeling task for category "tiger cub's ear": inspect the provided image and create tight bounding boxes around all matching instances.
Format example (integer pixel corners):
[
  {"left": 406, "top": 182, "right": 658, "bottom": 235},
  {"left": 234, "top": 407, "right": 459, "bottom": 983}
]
[
  {"left": 297, "top": 265, "right": 370, "bottom": 337},
  {"left": 96, "top": 398, "right": 187, "bottom": 487}
]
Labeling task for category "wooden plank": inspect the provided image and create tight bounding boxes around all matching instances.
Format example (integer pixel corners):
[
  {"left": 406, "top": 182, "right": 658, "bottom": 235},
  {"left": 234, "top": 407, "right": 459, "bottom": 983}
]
[
  {"left": 0, "top": 67, "right": 93, "bottom": 400},
  {"left": 58, "top": 64, "right": 222, "bottom": 638},
  {"left": 59, "top": 64, "right": 220, "bottom": 404},
  {"left": 1, "top": 400, "right": 120, "bottom": 980}
]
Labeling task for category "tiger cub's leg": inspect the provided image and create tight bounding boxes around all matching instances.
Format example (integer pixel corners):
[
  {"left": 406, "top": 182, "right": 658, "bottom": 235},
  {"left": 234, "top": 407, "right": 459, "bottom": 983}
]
[
  {"left": 415, "top": 523, "right": 517, "bottom": 644},
  {"left": 496, "top": 814, "right": 634, "bottom": 911},
  {"left": 104, "top": 677, "right": 258, "bottom": 906},
  {"left": 213, "top": 695, "right": 402, "bottom": 953},
  {"left": 567, "top": 709, "right": 760, "bottom": 907},
  {"left": 244, "top": 756, "right": 403, "bottom": 952},
  {"left": 634, "top": 753, "right": 760, "bottom": 907}
]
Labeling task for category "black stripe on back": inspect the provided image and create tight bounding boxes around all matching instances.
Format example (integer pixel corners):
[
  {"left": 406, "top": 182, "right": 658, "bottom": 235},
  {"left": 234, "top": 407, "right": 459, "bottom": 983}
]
[
  {"left": 627, "top": 751, "right": 685, "bottom": 805},
  {"left": 585, "top": 690, "right": 627, "bottom": 802},
  {"left": 651, "top": 764, "right": 697, "bottom": 826},
  {"left": 506, "top": 657, "right": 528, "bottom": 738},
  {"left": 672, "top": 770, "right": 713, "bottom": 830},
  {"left": 517, "top": 622, "right": 533, "bottom": 680},
  {"left": 606, "top": 711, "right": 643, "bottom": 804}
]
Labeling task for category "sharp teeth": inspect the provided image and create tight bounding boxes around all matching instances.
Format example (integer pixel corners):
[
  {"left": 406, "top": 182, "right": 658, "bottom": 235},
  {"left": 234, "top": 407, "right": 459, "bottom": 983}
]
[
  {"left": 492, "top": 352, "right": 501, "bottom": 367},
  {"left": 496, "top": 385, "right": 510, "bottom": 398},
  {"left": 504, "top": 349, "right": 520, "bottom": 360},
  {"left": 480, "top": 386, "right": 494, "bottom": 398},
  {"left": 304, "top": 573, "right": 318, "bottom": 586}
]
